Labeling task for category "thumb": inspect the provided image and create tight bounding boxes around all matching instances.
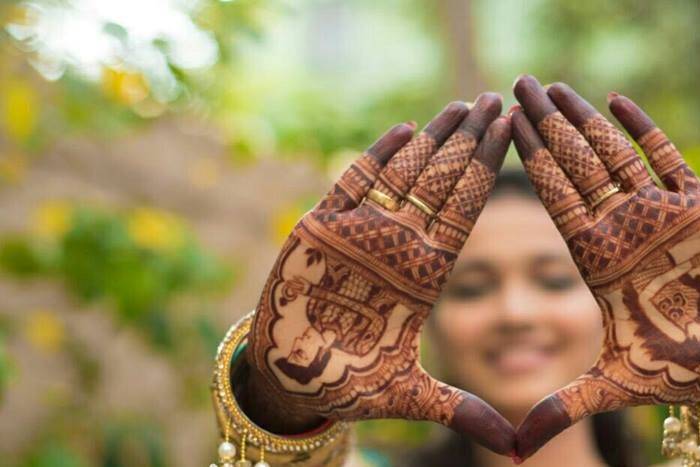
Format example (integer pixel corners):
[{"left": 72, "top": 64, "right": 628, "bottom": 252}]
[
  {"left": 516, "top": 371, "right": 631, "bottom": 462},
  {"left": 399, "top": 368, "right": 515, "bottom": 456}
]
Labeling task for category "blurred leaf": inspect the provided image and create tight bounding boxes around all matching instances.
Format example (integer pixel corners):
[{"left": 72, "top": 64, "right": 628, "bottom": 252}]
[
  {"left": 0, "top": 332, "right": 11, "bottom": 400},
  {"left": 2, "top": 205, "right": 233, "bottom": 348},
  {"left": 0, "top": 235, "right": 48, "bottom": 276},
  {"left": 103, "top": 421, "right": 166, "bottom": 467},
  {"left": 23, "top": 441, "right": 87, "bottom": 467}
]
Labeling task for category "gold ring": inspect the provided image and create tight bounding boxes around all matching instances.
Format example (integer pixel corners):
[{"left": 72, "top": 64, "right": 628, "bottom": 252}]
[
  {"left": 366, "top": 188, "right": 400, "bottom": 212},
  {"left": 405, "top": 193, "right": 437, "bottom": 218},
  {"left": 590, "top": 185, "right": 621, "bottom": 209}
]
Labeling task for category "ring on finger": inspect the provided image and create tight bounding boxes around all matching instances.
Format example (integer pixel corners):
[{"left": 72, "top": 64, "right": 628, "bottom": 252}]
[
  {"left": 590, "top": 185, "right": 621, "bottom": 209},
  {"left": 405, "top": 193, "right": 437, "bottom": 218},
  {"left": 366, "top": 188, "right": 401, "bottom": 212}
]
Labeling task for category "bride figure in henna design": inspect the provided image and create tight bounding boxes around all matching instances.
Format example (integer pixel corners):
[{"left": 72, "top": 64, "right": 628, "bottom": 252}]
[
  {"left": 275, "top": 259, "right": 394, "bottom": 385},
  {"left": 511, "top": 75, "right": 700, "bottom": 461},
  {"left": 245, "top": 94, "right": 516, "bottom": 455}
]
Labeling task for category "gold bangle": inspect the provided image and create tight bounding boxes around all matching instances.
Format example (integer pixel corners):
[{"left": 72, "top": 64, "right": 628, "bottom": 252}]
[
  {"left": 590, "top": 185, "right": 621, "bottom": 209},
  {"left": 405, "top": 193, "right": 437, "bottom": 218},
  {"left": 366, "top": 188, "right": 400, "bottom": 212},
  {"left": 211, "top": 311, "right": 350, "bottom": 465}
]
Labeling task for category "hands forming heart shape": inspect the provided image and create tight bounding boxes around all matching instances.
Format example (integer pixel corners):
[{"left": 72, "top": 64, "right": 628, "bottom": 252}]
[{"left": 242, "top": 75, "right": 700, "bottom": 461}]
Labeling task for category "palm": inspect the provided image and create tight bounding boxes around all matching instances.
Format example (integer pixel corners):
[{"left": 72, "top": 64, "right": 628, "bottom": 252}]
[
  {"left": 247, "top": 95, "right": 515, "bottom": 455},
  {"left": 512, "top": 76, "right": 700, "bottom": 460},
  {"left": 563, "top": 186, "right": 700, "bottom": 421},
  {"left": 254, "top": 203, "right": 460, "bottom": 423}
]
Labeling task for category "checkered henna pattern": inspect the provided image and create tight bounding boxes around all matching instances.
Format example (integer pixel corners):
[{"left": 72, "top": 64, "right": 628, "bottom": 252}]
[
  {"left": 246, "top": 100, "right": 514, "bottom": 455},
  {"left": 512, "top": 76, "right": 700, "bottom": 461}
]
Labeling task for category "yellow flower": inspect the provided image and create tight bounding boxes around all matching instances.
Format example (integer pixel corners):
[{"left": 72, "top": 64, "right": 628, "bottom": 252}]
[
  {"left": 101, "top": 67, "right": 149, "bottom": 106},
  {"left": 25, "top": 309, "right": 65, "bottom": 353},
  {"left": 32, "top": 200, "right": 73, "bottom": 238},
  {"left": 127, "top": 207, "right": 185, "bottom": 251},
  {"left": 1, "top": 79, "right": 38, "bottom": 143},
  {"left": 271, "top": 203, "right": 308, "bottom": 246}
]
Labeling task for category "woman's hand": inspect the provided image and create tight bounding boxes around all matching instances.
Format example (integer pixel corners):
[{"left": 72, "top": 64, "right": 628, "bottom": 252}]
[
  {"left": 244, "top": 94, "right": 515, "bottom": 455},
  {"left": 512, "top": 75, "right": 700, "bottom": 461}
]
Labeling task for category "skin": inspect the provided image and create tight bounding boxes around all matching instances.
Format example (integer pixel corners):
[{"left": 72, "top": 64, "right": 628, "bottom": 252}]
[
  {"left": 231, "top": 77, "right": 700, "bottom": 464},
  {"left": 431, "top": 194, "right": 606, "bottom": 467},
  {"left": 512, "top": 75, "right": 700, "bottom": 461},
  {"left": 242, "top": 94, "right": 517, "bottom": 455},
  {"left": 433, "top": 195, "right": 602, "bottom": 421}
]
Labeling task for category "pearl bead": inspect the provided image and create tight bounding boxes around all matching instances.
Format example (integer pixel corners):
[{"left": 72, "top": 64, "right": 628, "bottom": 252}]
[
  {"left": 254, "top": 462, "right": 270, "bottom": 467},
  {"left": 682, "top": 438, "right": 698, "bottom": 453},
  {"left": 219, "top": 441, "right": 237, "bottom": 460},
  {"left": 692, "top": 444, "right": 700, "bottom": 457},
  {"left": 664, "top": 416, "right": 682, "bottom": 434},
  {"left": 209, "top": 464, "right": 218, "bottom": 467},
  {"left": 223, "top": 464, "right": 233, "bottom": 467}
]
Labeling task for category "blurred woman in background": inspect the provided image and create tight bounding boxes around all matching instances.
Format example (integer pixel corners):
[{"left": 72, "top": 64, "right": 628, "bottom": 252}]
[{"left": 408, "top": 169, "right": 644, "bottom": 467}]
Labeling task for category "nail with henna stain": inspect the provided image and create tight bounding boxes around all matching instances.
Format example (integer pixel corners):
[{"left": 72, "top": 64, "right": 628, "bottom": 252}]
[{"left": 606, "top": 91, "right": 619, "bottom": 104}]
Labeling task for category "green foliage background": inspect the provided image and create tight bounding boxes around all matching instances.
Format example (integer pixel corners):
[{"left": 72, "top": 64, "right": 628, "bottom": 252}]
[{"left": 0, "top": 0, "right": 697, "bottom": 465}]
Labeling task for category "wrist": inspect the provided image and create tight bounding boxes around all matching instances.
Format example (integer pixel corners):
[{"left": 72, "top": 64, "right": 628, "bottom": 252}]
[
  {"left": 240, "top": 350, "right": 326, "bottom": 434},
  {"left": 211, "top": 311, "right": 351, "bottom": 466}
]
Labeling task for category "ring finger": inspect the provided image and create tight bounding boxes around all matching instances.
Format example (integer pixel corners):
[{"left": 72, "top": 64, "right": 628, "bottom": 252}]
[
  {"left": 369, "top": 101, "right": 469, "bottom": 209},
  {"left": 513, "top": 75, "right": 622, "bottom": 210}
]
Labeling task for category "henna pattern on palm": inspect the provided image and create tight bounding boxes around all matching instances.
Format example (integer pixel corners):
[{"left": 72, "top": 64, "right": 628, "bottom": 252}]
[
  {"left": 247, "top": 96, "right": 516, "bottom": 454},
  {"left": 512, "top": 76, "right": 700, "bottom": 460}
]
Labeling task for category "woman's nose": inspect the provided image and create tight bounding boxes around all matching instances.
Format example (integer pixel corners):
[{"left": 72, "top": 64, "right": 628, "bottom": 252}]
[{"left": 498, "top": 278, "right": 540, "bottom": 322}]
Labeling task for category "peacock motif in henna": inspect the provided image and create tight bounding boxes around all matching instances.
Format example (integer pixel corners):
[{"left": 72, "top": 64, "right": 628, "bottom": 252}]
[
  {"left": 246, "top": 95, "right": 516, "bottom": 455},
  {"left": 512, "top": 75, "right": 700, "bottom": 460}
]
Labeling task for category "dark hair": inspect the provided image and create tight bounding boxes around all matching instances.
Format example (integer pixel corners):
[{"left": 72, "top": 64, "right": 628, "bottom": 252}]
[
  {"left": 491, "top": 167, "right": 539, "bottom": 200},
  {"left": 407, "top": 169, "right": 646, "bottom": 467},
  {"left": 274, "top": 347, "right": 332, "bottom": 385}
]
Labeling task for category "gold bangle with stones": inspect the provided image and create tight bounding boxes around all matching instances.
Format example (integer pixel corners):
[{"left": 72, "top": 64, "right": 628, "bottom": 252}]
[{"left": 211, "top": 310, "right": 351, "bottom": 467}]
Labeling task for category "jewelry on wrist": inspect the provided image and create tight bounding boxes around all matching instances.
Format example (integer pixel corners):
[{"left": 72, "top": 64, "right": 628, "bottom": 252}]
[
  {"left": 211, "top": 310, "right": 351, "bottom": 467},
  {"left": 661, "top": 404, "right": 700, "bottom": 465}
]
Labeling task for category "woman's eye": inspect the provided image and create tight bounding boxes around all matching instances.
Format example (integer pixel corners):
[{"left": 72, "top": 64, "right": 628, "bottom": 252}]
[
  {"left": 537, "top": 275, "right": 577, "bottom": 291},
  {"left": 444, "top": 283, "right": 493, "bottom": 300}
]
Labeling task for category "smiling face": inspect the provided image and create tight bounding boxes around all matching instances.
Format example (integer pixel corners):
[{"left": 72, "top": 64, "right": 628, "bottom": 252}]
[{"left": 431, "top": 192, "right": 603, "bottom": 422}]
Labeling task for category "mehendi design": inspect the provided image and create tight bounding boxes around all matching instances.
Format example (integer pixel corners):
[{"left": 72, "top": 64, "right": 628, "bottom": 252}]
[
  {"left": 538, "top": 112, "right": 618, "bottom": 207},
  {"left": 408, "top": 131, "right": 478, "bottom": 212},
  {"left": 374, "top": 133, "right": 438, "bottom": 202},
  {"left": 251, "top": 207, "right": 459, "bottom": 416},
  {"left": 245, "top": 100, "right": 514, "bottom": 455},
  {"left": 580, "top": 115, "right": 652, "bottom": 191},
  {"left": 559, "top": 222, "right": 700, "bottom": 424},
  {"left": 512, "top": 77, "right": 700, "bottom": 459}
]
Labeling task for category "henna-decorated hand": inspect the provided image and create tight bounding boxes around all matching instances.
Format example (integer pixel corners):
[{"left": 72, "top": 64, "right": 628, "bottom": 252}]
[
  {"left": 512, "top": 75, "right": 700, "bottom": 461},
  {"left": 245, "top": 95, "right": 515, "bottom": 454}
]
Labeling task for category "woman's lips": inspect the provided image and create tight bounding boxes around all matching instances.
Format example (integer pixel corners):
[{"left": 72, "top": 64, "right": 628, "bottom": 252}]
[{"left": 485, "top": 344, "right": 559, "bottom": 375}]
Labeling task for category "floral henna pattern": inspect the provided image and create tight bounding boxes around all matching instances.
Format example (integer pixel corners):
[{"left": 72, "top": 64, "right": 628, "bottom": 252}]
[
  {"left": 251, "top": 205, "right": 464, "bottom": 418},
  {"left": 246, "top": 97, "right": 515, "bottom": 454},
  {"left": 512, "top": 76, "right": 700, "bottom": 459}
]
